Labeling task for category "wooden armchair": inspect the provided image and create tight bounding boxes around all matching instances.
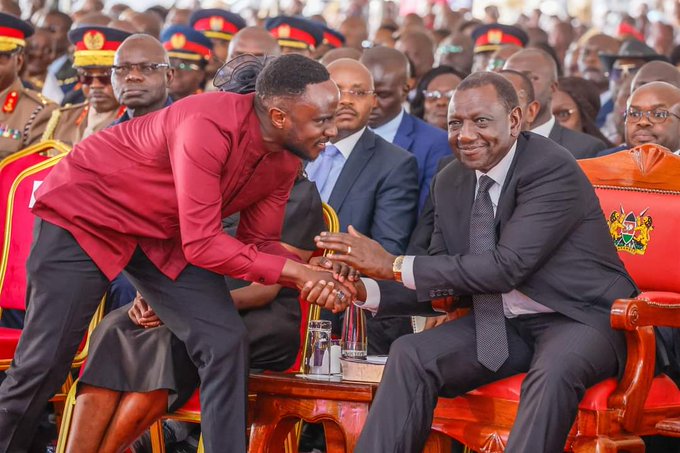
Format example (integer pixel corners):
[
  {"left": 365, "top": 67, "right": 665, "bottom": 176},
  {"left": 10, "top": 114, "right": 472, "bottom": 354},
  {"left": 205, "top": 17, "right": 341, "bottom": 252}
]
[{"left": 426, "top": 144, "right": 680, "bottom": 452}]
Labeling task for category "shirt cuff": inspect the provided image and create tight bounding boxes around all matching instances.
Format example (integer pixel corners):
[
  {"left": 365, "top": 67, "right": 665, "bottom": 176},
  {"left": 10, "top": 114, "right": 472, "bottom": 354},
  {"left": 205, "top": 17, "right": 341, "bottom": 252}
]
[
  {"left": 402, "top": 255, "right": 416, "bottom": 290},
  {"left": 354, "top": 277, "right": 380, "bottom": 313}
]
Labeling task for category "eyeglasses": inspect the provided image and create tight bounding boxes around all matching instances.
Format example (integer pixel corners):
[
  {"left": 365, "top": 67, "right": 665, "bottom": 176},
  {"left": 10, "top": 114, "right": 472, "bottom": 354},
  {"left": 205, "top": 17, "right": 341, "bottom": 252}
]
[
  {"left": 111, "top": 63, "right": 170, "bottom": 76},
  {"left": 77, "top": 71, "right": 111, "bottom": 85},
  {"left": 554, "top": 108, "right": 576, "bottom": 121},
  {"left": 624, "top": 108, "right": 680, "bottom": 124},
  {"left": 0, "top": 49, "right": 18, "bottom": 63},
  {"left": 610, "top": 63, "right": 639, "bottom": 82},
  {"left": 171, "top": 62, "right": 201, "bottom": 72},
  {"left": 423, "top": 89, "right": 454, "bottom": 100},
  {"left": 338, "top": 89, "right": 375, "bottom": 99}
]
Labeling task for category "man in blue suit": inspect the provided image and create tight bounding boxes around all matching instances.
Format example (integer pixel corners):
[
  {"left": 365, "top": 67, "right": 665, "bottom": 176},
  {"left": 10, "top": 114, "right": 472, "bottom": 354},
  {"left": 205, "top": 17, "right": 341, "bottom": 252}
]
[
  {"left": 307, "top": 58, "right": 419, "bottom": 353},
  {"left": 360, "top": 47, "right": 452, "bottom": 211}
]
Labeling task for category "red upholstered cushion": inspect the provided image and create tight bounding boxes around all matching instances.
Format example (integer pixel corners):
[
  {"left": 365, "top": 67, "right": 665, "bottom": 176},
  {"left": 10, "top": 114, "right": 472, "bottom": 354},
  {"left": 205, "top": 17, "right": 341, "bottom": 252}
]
[
  {"left": 593, "top": 187, "right": 680, "bottom": 292},
  {"left": 466, "top": 373, "right": 680, "bottom": 410},
  {"left": 178, "top": 390, "right": 201, "bottom": 413},
  {"left": 0, "top": 327, "right": 21, "bottom": 359},
  {"left": 0, "top": 153, "right": 48, "bottom": 240}
]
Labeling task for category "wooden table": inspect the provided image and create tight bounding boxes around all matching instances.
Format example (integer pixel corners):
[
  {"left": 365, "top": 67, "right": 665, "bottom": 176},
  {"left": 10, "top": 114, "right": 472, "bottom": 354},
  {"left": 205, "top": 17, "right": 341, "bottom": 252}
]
[{"left": 247, "top": 373, "right": 378, "bottom": 453}]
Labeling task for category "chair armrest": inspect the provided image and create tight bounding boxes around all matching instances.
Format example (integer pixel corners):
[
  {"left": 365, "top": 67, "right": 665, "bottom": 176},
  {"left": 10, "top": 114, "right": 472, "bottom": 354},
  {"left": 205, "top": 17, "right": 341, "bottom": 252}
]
[{"left": 608, "top": 292, "right": 680, "bottom": 432}]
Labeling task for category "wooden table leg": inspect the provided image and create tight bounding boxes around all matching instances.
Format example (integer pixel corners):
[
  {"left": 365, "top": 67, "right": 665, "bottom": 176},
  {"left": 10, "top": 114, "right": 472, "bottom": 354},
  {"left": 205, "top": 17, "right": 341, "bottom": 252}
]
[
  {"left": 249, "top": 396, "right": 300, "bottom": 453},
  {"left": 423, "top": 431, "right": 454, "bottom": 453}
]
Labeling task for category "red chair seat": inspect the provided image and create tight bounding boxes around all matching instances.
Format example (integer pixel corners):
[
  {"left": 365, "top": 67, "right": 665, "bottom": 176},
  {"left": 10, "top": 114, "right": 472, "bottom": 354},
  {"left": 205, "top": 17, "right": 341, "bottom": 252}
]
[
  {"left": 177, "top": 390, "right": 201, "bottom": 414},
  {"left": 453, "top": 373, "right": 680, "bottom": 411},
  {"left": 0, "top": 327, "right": 21, "bottom": 358}
]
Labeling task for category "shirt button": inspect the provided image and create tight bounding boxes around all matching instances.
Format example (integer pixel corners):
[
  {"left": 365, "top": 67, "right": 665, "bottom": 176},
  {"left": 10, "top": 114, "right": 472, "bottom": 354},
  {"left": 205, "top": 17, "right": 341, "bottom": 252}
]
[{"left": 258, "top": 277, "right": 265, "bottom": 283}]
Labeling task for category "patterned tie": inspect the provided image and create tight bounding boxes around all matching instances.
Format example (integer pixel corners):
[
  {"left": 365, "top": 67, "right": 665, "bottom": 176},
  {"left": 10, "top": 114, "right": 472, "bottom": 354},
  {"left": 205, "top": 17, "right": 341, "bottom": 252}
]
[
  {"left": 308, "top": 144, "right": 343, "bottom": 202},
  {"left": 469, "top": 175, "right": 509, "bottom": 371}
]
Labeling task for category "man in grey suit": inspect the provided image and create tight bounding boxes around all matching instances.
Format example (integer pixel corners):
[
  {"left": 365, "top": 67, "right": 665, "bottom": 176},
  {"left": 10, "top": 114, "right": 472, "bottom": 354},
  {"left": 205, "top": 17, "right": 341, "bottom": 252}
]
[
  {"left": 314, "top": 72, "right": 638, "bottom": 452},
  {"left": 504, "top": 48, "right": 606, "bottom": 159},
  {"left": 306, "top": 58, "right": 419, "bottom": 354}
]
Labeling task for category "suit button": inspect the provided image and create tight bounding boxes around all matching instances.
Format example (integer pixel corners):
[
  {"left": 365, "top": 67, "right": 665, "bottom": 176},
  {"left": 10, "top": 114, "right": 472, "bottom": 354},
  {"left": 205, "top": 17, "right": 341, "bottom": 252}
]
[
  {"left": 429, "top": 290, "right": 436, "bottom": 299},
  {"left": 435, "top": 290, "right": 442, "bottom": 297},
  {"left": 448, "top": 289, "right": 454, "bottom": 296}
]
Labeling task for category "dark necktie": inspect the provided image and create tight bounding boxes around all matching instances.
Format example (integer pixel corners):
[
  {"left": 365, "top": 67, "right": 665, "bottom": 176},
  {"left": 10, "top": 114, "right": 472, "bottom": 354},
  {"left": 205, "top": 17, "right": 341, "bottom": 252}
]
[{"left": 469, "top": 174, "right": 509, "bottom": 371}]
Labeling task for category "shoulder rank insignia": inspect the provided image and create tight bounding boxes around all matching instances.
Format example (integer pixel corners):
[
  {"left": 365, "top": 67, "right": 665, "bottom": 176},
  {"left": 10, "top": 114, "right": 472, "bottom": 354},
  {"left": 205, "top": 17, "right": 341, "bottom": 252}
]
[
  {"left": 607, "top": 206, "right": 654, "bottom": 255},
  {"left": 2, "top": 90, "right": 18, "bottom": 113}
]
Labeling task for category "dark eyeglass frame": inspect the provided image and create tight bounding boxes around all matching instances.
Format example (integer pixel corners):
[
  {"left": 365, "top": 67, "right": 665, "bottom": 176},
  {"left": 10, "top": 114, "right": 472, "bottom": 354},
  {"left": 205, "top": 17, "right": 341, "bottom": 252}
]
[
  {"left": 0, "top": 49, "right": 19, "bottom": 62},
  {"left": 77, "top": 71, "right": 112, "bottom": 86},
  {"left": 624, "top": 108, "right": 680, "bottom": 124},
  {"left": 423, "top": 89, "right": 455, "bottom": 101},
  {"left": 111, "top": 62, "right": 170, "bottom": 76}
]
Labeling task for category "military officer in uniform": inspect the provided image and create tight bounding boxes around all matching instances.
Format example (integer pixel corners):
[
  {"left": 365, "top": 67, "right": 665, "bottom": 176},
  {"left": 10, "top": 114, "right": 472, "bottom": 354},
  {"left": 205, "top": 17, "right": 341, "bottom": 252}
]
[
  {"left": 161, "top": 25, "right": 212, "bottom": 100},
  {"left": 189, "top": 9, "right": 245, "bottom": 90},
  {"left": 0, "top": 12, "right": 56, "bottom": 160},
  {"left": 265, "top": 16, "right": 324, "bottom": 57},
  {"left": 41, "top": 26, "right": 131, "bottom": 146}
]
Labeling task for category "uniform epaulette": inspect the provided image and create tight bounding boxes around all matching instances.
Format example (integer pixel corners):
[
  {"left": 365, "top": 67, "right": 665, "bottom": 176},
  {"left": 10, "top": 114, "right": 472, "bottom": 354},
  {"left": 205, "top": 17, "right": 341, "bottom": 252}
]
[{"left": 22, "top": 87, "right": 56, "bottom": 106}]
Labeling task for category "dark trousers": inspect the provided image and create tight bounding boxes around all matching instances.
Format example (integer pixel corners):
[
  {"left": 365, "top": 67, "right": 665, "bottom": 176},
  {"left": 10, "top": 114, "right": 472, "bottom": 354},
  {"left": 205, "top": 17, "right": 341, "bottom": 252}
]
[
  {"left": 0, "top": 220, "right": 248, "bottom": 453},
  {"left": 355, "top": 312, "right": 620, "bottom": 453}
]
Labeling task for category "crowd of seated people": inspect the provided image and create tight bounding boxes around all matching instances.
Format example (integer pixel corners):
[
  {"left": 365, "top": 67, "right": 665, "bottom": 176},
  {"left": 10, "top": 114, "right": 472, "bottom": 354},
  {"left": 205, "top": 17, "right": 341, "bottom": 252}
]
[{"left": 1, "top": 2, "right": 680, "bottom": 452}]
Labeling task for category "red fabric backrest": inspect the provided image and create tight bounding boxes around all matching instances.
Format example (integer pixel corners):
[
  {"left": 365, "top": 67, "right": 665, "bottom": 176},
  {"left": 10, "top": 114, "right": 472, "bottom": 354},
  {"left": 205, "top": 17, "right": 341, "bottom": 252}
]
[
  {"left": 0, "top": 156, "right": 63, "bottom": 309},
  {"left": 580, "top": 145, "right": 680, "bottom": 292},
  {"left": 0, "top": 154, "right": 49, "bottom": 241}
]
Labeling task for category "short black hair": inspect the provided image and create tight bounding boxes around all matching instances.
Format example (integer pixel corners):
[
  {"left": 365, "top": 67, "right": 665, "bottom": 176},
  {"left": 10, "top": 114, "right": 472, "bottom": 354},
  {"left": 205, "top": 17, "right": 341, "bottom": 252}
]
[
  {"left": 456, "top": 71, "right": 519, "bottom": 113},
  {"left": 498, "top": 68, "right": 535, "bottom": 103},
  {"left": 255, "top": 54, "right": 330, "bottom": 101}
]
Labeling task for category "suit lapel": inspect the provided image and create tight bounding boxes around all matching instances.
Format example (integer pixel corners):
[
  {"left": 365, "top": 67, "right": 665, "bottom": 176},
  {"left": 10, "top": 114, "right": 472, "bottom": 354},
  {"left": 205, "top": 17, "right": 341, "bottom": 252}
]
[
  {"left": 393, "top": 113, "right": 414, "bottom": 151},
  {"left": 495, "top": 134, "right": 526, "bottom": 230},
  {"left": 440, "top": 166, "right": 475, "bottom": 254},
  {"left": 327, "top": 129, "right": 376, "bottom": 209}
]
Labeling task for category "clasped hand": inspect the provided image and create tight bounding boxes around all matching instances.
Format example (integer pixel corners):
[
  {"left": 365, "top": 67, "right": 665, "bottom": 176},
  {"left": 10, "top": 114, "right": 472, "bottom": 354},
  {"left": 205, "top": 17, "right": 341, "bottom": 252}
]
[{"left": 298, "top": 256, "right": 361, "bottom": 313}]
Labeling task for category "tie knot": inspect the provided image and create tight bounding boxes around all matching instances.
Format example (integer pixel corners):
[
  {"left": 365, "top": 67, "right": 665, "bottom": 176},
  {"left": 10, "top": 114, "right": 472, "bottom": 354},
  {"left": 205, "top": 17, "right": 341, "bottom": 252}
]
[
  {"left": 477, "top": 175, "right": 495, "bottom": 194},
  {"left": 323, "top": 144, "right": 340, "bottom": 157}
]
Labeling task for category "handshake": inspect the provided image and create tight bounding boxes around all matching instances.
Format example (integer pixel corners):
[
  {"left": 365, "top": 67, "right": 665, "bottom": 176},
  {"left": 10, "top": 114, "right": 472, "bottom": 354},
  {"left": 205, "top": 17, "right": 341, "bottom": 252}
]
[{"left": 295, "top": 225, "right": 398, "bottom": 313}]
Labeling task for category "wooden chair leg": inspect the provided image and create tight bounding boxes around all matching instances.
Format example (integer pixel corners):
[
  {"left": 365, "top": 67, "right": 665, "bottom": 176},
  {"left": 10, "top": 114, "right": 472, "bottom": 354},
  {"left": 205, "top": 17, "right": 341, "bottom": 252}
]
[
  {"left": 54, "top": 381, "right": 79, "bottom": 453},
  {"left": 249, "top": 415, "right": 299, "bottom": 453},
  {"left": 572, "top": 435, "right": 645, "bottom": 453},
  {"left": 149, "top": 420, "right": 166, "bottom": 453}
]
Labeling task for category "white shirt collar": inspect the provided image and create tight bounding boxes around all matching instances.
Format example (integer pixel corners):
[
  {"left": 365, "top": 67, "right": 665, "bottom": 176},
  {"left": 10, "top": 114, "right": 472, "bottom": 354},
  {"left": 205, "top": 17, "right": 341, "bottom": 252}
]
[
  {"left": 372, "top": 108, "right": 405, "bottom": 143},
  {"left": 474, "top": 140, "right": 518, "bottom": 190},
  {"left": 330, "top": 127, "right": 366, "bottom": 159},
  {"left": 531, "top": 115, "right": 556, "bottom": 138},
  {"left": 47, "top": 54, "right": 68, "bottom": 75}
]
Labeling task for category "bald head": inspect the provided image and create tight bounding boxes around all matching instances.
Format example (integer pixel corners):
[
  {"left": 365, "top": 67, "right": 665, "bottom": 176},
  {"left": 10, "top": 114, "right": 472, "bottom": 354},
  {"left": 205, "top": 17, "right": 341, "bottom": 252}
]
[
  {"left": 321, "top": 47, "right": 362, "bottom": 66},
  {"left": 326, "top": 58, "right": 375, "bottom": 139},
  {"left": 339, "top": 16, "right": 368, "bottom": 51},
  {"left": 626, "top": 81, "right": 680, "bottom": 150},
  {"left": 360, "top": 47, "right": 410, "bottom": 127},
  {"left": 395, "top": 30, "right": 434, "bottom": 81},
  {"left": 113, "top": 34, "right": 171, "bottom": 117},
  {"left": 631, "top": 60, "right": 680, "bottom": 92},
  {"left": 228, "top": 27, "right": 281, "bottom": 61},
  {"left": 504, "top": 48, "right": 558, "bottom": 125}
]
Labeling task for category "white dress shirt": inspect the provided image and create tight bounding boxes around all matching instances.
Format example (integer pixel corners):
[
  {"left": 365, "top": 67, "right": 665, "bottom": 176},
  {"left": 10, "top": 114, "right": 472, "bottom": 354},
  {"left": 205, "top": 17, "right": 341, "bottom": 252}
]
[
  {"left": 359, "top": 141, "right": 553, "bottom": 317},
  {"left": 531, "top": 115, "right": 556, "bottom": 138},
  {"left": 372, "top": 109, "right": 405, "bottom": 143}
]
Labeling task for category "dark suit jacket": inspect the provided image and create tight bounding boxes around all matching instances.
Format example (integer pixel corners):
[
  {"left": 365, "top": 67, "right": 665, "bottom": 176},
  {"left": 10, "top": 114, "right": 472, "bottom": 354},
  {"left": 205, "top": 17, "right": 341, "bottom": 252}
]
[
  {"left": 393, "top": 112, "right": 452, "bottom": 211},
  {"left": 327, "top": 128, "right": 419, "bottom": 354},
  {"left": 328, "top": 128, "right": 419, "bottom": 255},
  {"left": 597, "top": 144, "right": 628, "bottom": 157},
  {"left": 549, "top": 122, "right": 606, "bottom": 159},
  {"left": 379, "top": 132, "right": 638, "bottom": 373}
]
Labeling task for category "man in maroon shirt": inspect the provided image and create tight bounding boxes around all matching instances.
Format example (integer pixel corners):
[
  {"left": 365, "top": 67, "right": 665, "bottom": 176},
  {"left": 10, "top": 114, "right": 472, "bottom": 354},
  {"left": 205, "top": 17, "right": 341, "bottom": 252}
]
[{"left": 0, "top": 54, "right": 348, "bottom": 453}]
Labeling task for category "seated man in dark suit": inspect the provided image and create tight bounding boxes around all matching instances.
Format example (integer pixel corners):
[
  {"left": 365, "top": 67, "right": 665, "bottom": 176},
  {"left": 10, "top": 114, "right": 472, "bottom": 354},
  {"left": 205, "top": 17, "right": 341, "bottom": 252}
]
[
  {"left": 313, "top": 72, "right": 643, "bottom": 453},
  {"left": 598, "top": 81, "right": 680, "bottom": 156},
  {"left": 306, "top": 58, "right": 419, "bottom": 354},
  {"left": 360, "top": 46, "right": 452, "bottom": 211},
  {"left": 504, "top": 48, "right": 607, "bottom": 158}
]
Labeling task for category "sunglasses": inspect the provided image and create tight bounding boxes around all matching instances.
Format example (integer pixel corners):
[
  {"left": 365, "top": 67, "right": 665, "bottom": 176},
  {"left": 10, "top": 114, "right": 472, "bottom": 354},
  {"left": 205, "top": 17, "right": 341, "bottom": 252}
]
[{"left": 78, "top": 72, "right": 111, "bottom": 85}]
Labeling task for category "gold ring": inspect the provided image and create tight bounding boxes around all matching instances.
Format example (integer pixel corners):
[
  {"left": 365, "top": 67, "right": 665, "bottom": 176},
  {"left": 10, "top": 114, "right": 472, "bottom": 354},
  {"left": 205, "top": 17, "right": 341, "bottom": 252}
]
[{"left": 347, "top": 245, "right": 352, "bottom": 255}]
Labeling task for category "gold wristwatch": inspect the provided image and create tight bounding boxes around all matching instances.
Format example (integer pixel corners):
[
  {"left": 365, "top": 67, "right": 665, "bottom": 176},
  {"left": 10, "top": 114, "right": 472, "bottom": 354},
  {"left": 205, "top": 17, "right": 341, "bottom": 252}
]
[{"left": 392, "top": 255, "right": 405, "bottom": 283}]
